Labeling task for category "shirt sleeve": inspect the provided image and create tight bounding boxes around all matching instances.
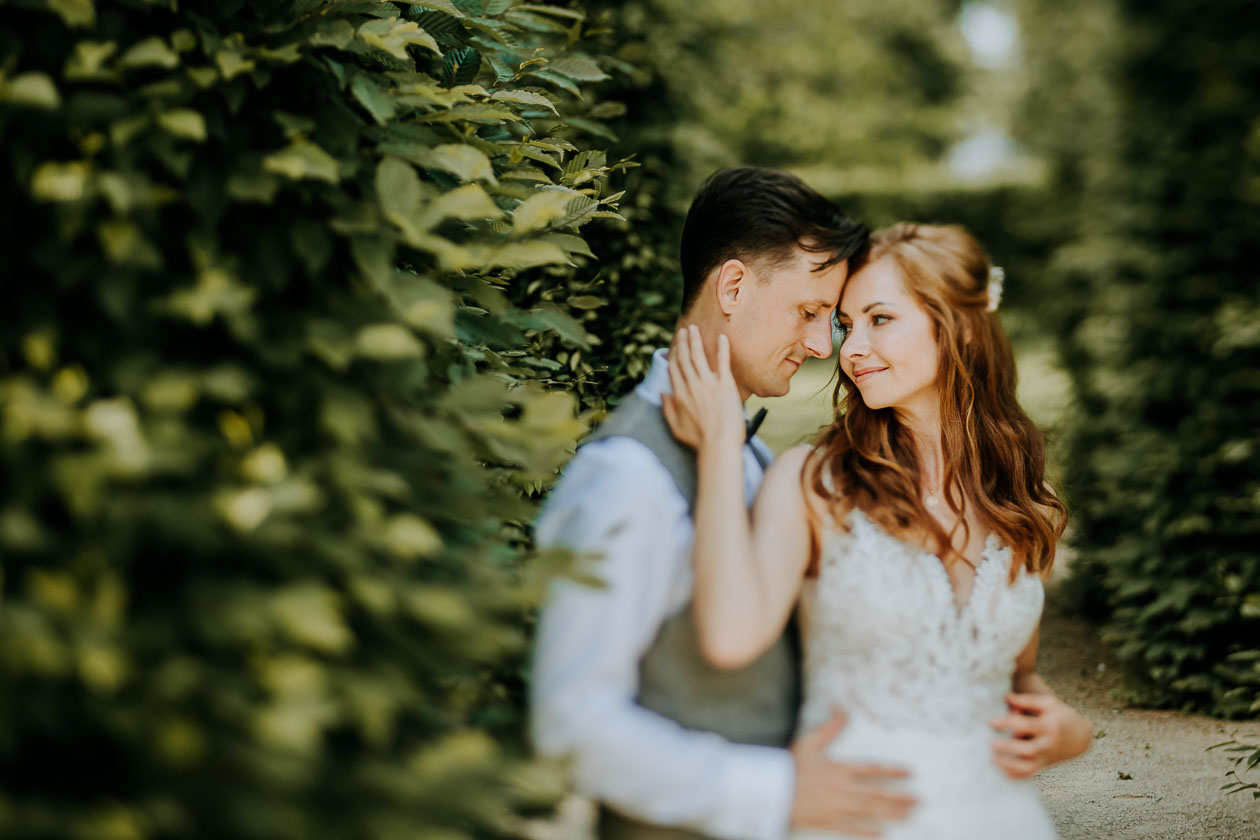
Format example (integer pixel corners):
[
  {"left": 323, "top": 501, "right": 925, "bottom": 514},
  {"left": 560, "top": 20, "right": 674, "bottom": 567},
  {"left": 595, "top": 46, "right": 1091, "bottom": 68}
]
[{"left": 531, "top": 438, "right": 795, "bottom": 840}]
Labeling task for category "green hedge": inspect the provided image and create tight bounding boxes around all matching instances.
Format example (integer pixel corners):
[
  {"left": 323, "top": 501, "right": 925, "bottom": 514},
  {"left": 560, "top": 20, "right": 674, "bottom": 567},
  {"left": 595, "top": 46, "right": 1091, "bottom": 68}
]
[
  {"left": 0, "top": 1, "right": 627, "bottom": 837},
  {"left": 1016, "top": 0, "right": 1260, "bottom": 718}
]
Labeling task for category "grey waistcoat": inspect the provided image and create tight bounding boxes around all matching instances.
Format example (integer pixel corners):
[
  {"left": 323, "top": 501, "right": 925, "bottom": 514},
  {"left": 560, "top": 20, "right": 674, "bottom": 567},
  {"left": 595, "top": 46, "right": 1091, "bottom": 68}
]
[{"left": 582, "top": 392, "right": 801, "bottom": 840}]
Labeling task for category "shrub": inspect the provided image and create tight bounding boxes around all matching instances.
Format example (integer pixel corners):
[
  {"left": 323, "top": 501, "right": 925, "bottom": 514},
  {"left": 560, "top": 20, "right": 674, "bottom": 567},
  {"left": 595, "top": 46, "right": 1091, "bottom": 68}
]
[
  {"left": 0, "top": 0, "right": 626, "bottom": 837},
  {"left": 1015, "top": 0, "right": 1260, "bottom": 718}
]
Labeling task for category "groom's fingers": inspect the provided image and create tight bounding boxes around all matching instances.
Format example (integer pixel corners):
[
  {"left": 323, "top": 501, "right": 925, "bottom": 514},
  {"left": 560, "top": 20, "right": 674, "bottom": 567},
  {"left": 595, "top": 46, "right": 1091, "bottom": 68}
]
[
  {"left": 843, "top": 763, "right": 911, "bottom": 781},
  {"left": 828, "top": 787, "right": 916, "bottom": 823},
  {"left": 799, "top": 709, "right": 848, "bottom": 749}
]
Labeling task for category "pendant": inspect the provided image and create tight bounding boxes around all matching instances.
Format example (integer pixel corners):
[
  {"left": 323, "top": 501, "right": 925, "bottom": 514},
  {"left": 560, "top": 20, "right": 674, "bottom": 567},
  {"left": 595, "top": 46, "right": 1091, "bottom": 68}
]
[{"left": 925, "top": 494, "right": 940, "bottom": 509}]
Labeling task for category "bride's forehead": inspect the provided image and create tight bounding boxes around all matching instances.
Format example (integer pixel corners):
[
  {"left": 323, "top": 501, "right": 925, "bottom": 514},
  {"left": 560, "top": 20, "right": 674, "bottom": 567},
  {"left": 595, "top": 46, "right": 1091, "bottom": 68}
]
[{"left": 840, "top": 259, "right": 910, "bottom": 308}]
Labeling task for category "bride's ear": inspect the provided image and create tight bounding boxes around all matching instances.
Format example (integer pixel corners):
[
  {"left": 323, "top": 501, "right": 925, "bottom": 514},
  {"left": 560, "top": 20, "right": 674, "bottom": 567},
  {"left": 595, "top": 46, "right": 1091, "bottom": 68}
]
[{"left": 713, "top": 259, "right": 747, "bottom": 318}]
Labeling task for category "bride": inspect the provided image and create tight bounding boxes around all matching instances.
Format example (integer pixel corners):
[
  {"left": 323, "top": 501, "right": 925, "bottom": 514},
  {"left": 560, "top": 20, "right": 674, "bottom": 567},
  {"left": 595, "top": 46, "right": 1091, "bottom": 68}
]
[{"left": 662, "top": 223, "right": 1091, "bottom": 839}]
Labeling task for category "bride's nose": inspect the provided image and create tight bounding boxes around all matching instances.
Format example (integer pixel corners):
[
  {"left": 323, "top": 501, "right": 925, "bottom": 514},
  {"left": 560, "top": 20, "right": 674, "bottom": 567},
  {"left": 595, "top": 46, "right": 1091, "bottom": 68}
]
[{"left": 843, "top": 331, "right": 870, "bottom": 360}]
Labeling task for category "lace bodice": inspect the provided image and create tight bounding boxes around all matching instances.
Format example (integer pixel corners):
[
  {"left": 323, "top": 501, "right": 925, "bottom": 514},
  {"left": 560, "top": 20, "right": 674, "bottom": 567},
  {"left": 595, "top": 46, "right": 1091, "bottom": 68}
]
[{"left": 797, "top": 509, "right": 1044, "bottom": 735}]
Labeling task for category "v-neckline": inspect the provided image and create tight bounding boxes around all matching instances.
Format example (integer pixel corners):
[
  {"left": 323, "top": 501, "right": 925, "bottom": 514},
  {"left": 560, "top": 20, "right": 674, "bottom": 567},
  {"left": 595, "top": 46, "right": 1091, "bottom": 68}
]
[
  {"left": 922, "top": 535, "right": 1001, "bottom": 621},
  {"left": 852, "top": 509, "right": 1000, "bottom": 621}
]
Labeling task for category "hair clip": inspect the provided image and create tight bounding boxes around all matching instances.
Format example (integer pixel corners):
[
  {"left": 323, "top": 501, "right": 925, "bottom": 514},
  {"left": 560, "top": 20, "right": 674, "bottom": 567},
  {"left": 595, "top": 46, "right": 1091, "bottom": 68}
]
[{"left": 987, "top": 266, "right": 1005, "bottom": 312}]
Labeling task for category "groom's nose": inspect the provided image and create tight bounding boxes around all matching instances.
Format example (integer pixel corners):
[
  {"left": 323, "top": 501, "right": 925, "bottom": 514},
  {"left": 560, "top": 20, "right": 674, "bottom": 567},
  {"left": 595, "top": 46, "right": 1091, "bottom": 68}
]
[{"left": 804, "top": 318, "right": 834, "bottom": 359}]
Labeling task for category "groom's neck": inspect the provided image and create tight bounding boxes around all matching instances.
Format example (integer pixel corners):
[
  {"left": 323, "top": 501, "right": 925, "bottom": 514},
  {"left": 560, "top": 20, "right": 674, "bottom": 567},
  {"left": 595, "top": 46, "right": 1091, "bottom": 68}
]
[{"left": 673, "top": 313, "right": 753, "bottom": 404}]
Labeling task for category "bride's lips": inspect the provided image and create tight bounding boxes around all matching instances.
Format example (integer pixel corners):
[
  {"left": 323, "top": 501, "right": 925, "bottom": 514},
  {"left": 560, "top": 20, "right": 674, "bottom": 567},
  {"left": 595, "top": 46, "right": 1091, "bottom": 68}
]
[{"left": 852, "top": 366, "right": 888, "bottom": 384}]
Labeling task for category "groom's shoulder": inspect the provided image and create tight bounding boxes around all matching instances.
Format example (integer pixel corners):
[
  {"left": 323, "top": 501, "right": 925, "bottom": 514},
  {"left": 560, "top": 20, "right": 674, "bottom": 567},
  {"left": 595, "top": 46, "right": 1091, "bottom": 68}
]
[{"left": 560, "top": 432, "right": 679, "bottom": 498}]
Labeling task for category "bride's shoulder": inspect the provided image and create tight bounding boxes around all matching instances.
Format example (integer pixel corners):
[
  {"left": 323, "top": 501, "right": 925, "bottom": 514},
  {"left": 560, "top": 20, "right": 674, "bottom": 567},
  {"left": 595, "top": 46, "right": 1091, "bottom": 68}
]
[
  {"left": 762, "top": 444, "right": 816, "bottom": 490},
  {"left": 761, "top": 445, "right": 833, "bottom": 514}
]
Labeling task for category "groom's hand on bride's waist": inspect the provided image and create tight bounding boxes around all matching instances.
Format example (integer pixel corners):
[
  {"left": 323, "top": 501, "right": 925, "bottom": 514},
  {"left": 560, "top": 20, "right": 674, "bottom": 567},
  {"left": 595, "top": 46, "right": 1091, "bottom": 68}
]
[
  {"left": 990, "top": 691, "right": 1093, "bottom": 779},
  {"left": 789, "top": 709, "right": 916, "bottom": 838}
]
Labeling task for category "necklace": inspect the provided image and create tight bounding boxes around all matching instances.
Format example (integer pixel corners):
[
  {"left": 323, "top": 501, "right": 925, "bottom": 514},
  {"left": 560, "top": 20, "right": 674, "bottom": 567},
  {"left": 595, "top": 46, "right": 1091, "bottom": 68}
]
[{"left": 925, "top": 491, "right": 941, "bottom": 509}]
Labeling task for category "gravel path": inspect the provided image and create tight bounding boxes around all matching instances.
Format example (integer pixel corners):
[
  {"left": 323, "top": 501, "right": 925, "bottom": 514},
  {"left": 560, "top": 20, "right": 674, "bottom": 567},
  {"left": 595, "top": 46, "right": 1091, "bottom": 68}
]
[{"left": 1035, "top": 593, "right": 1260, "bottom": 840}]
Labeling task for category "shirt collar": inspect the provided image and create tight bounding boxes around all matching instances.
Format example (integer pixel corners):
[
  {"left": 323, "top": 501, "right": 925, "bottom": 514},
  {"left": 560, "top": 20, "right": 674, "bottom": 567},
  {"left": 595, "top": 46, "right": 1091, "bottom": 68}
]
[
  {"left": 633, "top": 348, "right": 672, "bottom": 407},
  {"left": 632, "top": 347, "right": 752, "bottom": 422}
]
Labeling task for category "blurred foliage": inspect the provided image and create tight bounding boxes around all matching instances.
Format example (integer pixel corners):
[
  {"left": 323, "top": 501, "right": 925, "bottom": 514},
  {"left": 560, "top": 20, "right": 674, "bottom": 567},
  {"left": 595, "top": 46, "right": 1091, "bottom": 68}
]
[
  {"left": 0, "top": 0, "right": 631, "bottom": 837},
  {"left": 1015, "top": 0, "right": 1260, "bottom": 718},
  {"left": 524, "top": 0, "right": 981, "bottom": 410}
]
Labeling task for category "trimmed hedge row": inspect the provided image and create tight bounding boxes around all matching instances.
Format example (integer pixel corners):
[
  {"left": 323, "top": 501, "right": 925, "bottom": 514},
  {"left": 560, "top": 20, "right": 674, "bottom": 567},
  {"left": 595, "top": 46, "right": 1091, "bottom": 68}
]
[
  {"left": 0, "top": 1, "right": 626, "bottom": 837},
  {"left": 1016, "top": 0, "right": 1260, "bottom": 718}
]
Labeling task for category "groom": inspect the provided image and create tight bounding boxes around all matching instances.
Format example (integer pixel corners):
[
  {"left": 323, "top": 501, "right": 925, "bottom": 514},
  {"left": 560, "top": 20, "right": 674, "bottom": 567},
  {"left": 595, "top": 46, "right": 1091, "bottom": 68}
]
[{"left": 531, "top": 167, "right": 916, "bottom": 840}]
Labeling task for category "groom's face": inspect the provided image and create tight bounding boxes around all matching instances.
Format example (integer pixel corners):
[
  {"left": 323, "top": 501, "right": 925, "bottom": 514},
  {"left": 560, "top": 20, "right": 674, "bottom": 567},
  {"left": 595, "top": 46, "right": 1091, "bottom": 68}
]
[{"left": 726, "top": 247, "right": 848, "bottom": 398}]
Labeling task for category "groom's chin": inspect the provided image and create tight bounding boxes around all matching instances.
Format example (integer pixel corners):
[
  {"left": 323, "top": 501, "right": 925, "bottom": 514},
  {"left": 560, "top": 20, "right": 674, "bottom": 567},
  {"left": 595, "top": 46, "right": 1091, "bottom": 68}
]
[{"left": 754, "top": 380, "right": 791, "bottom": 399}]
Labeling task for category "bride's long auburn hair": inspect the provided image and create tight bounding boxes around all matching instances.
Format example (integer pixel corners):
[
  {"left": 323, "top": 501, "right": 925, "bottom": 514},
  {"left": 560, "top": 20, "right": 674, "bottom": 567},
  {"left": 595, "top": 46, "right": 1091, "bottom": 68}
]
[{"left": 806, "top": 223, "right": 1066, "bottom": 578}]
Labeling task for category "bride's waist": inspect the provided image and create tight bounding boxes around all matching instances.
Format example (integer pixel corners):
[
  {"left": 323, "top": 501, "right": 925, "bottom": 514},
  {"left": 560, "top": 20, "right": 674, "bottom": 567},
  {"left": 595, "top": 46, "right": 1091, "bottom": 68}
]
[{"left": 819, "top": 716, "right": 1011, "bottom": 789}]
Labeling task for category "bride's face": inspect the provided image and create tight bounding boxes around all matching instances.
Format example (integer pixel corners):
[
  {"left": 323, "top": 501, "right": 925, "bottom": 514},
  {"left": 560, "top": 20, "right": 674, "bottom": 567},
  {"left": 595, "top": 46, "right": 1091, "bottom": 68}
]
[{"left": 835, "top": 256, "right": 940, "bottom": 415}]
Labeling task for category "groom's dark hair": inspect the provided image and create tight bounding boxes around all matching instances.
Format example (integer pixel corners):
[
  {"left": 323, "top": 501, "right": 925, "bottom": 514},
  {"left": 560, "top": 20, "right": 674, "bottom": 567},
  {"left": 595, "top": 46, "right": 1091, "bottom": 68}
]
[{"left": 679, "top": 166, "right": 868, "bottom": 314}]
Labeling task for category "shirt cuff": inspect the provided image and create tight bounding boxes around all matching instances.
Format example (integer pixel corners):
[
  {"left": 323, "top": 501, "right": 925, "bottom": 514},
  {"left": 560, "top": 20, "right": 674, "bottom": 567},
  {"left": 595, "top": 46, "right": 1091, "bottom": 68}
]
[{"left": 709, "top": 743, "right": 796, "bottom": 840}]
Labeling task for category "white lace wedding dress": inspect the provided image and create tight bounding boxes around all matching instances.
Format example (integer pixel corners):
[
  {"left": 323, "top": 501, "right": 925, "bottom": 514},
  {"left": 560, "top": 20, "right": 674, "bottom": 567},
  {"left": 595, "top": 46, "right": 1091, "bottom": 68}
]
[{"left": 792, "top": 510, "right": 1059, "bottom": 840}]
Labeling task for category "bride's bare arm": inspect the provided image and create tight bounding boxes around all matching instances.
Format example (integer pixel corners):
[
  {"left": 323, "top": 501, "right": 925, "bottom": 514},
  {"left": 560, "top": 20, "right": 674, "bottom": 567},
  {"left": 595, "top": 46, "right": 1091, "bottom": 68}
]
[
  {"left": 990, "top": 628, "right": 1093, "bottom": 778},
  {"left": 662, "top": 326, "right": 814, "bottom": 669}
]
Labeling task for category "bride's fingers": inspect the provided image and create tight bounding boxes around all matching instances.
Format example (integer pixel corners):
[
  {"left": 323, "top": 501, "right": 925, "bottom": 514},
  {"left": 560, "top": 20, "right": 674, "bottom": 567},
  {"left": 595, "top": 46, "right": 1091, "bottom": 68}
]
[
  {"left": 716, "top": 332, "right": 732, "bottom": 383},
  {"left": 688, "top": 324, "right": 714, "bottom": 381},
  {"left": 671, "top": 329, "right": 696, "bottom": 395}
]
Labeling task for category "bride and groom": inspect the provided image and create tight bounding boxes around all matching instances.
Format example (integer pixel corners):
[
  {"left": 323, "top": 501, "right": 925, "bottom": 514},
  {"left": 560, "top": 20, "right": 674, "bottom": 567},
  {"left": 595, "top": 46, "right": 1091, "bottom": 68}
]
[{"left": 531, "top": 167, "right": 1092, "bottom": 840}]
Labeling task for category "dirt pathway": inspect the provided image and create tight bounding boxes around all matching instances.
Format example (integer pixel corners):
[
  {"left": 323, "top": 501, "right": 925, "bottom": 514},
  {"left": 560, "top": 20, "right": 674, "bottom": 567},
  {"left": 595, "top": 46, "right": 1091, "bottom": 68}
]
[{"left": 1035, "top": 593, "right": 1260, "bottom": 839}]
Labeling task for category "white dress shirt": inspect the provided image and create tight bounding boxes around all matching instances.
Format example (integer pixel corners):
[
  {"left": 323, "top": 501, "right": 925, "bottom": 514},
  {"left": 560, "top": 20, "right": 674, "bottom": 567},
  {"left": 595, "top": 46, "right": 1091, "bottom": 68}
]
[{"left": 531, "top": 349, "right": 794, "bottom": 840}]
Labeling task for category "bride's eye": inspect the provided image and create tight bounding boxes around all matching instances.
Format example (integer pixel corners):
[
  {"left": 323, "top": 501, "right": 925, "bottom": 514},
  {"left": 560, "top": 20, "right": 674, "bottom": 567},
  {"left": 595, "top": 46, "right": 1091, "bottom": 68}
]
[{"left": 872, "top": 314, "right": 892, "bottom": 326}]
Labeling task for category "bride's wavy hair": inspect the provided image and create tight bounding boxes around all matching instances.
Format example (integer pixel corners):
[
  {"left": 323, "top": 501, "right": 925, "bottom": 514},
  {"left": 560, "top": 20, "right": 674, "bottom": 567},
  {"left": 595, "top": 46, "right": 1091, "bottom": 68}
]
[{"left": 806, "top": 223, "right": 1066, "bottom": 578}]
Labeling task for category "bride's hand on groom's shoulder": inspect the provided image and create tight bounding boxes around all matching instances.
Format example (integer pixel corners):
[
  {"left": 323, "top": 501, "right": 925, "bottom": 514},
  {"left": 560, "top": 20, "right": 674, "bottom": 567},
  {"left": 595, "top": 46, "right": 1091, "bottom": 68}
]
[
  {"left": 662, "top": 325, "right": 745, "bottom": 453},
  {"left": 990, "top": 692, "right": 1094, "bottom": 779}
]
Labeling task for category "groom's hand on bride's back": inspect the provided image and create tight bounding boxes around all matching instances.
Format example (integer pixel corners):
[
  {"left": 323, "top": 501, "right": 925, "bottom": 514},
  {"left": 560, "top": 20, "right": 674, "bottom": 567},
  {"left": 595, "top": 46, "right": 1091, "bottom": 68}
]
[{"left": 789, "top": 709, "right": 916, "bottom": 838}]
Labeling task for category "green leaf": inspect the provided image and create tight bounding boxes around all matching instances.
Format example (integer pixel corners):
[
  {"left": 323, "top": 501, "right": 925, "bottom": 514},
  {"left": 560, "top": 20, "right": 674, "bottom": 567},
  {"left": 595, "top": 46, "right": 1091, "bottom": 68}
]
[
  {"left": 121, "top": 37, "right": 179, "bottom": 69},
  {"left": 442, "top": 46, "right": 481, "bottom": 88},
  {"left": 381, "top": 514, "right": 443, "bottom": 558},
  {"left": 527, "top": 69, "right": 581, "bottom": 97},
  {"left": 215, "top": 48, "right": 255, "bottom": 80},
  {"left": 263, "top": 140, "right": 341, "bottom": 184},
  {"left": 376, "top": 156, "right": 429, "bottom": 219},
  {"left": 421, "top": 102, "right": 520, "bottom": 124},
  {"left": 425, "top": 183, "right": 502, "bottom": 222},
  {"left": 270, "top": 584, "right": 353, "bottom": 654},
  {"left": 526, "top": 303, "right": 589, "bottom": 348},
  {"left": 64, "top": 41, "right": 117, "bottom": 80},
  {"left": 351, "top": 74, "right": 397, "bottom": 124},
  {"left": 541, "top": 232, "right": 595, "bottom": 258},
  {"left": 393, "top": 275, "right": 457, "bottom": 338},
  {"left": 417, "top": 143, "right": 496, "bottom": 184},
  {"left": 157, "top": 109, "right": 207, "bottom": 141},
  {"left": 308, "top": 18, "right": 356, "bottom": 49},
  {"left": 166, "top": 269, "right": 256, "bottom": 325},
  {"left": 355, "top": 324, "right": 426, "bottom": 360},
  {"left": 358, "top": 17, "right": 441, "bottom": 60},
  {"left": 512, "top": 188, "right": 597, "bottom": 234},
  {"left": 547, "top": 56, "right": 609, "bottom": 83},
  {"left": 488, "top": 240, "right": 569, "bottom": 269},
  {"left": 401, "top": 0, "right": 467, "bottom": 16},
  {"left": 489, "top": 88, "right": 558, "bottom": 115},
  {"left": 47, "top": 0, "right": 96, "bottom": 27},
  {"left": 0, "top": 73, "right": 60, "bottom": 109}
]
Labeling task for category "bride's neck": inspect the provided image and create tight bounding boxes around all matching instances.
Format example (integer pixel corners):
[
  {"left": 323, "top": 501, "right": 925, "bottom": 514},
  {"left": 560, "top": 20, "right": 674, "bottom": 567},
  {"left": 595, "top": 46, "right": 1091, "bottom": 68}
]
[{"left": 896, "top": 406, "right": 944, "bottom": 487}]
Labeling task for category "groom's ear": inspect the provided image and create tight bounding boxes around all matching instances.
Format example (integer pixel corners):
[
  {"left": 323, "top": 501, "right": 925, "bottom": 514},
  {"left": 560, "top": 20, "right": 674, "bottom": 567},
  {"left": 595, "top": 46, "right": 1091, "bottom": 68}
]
[{"left": 713, "top": 259, "right": 748, "bottom": 318}]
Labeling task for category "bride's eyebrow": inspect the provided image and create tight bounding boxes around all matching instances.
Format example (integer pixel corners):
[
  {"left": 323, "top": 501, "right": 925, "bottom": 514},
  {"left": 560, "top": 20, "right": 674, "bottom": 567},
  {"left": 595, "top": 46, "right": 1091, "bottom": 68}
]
[{"left": 836, "top": 300, "right": 894, "bottom": 319}]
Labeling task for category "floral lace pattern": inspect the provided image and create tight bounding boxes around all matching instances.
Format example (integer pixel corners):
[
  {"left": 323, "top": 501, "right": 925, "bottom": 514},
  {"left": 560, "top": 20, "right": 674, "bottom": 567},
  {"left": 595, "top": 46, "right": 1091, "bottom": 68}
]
[{"left": 798, "top": 509, "right": 1045, "bottom": 736}]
